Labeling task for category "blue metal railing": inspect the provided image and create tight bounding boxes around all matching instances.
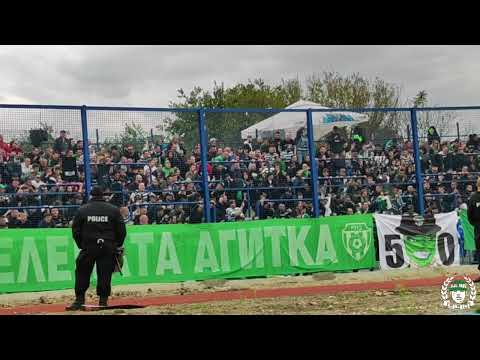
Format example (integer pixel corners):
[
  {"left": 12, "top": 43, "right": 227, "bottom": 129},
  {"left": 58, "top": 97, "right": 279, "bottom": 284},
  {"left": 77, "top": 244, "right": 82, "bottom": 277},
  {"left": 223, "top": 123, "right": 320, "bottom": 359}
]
[
  {"left": 198, "top": 109, "right": 211, "bottom": 222},
  {"left": 3, "top": 103, "right": 480, "bottom": 222}
]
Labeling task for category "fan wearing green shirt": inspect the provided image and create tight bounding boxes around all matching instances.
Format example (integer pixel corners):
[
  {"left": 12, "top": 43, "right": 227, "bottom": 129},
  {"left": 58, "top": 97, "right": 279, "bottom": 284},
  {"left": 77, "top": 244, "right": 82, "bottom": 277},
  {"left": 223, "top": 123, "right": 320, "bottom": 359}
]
[{"left": 162, "top": 159, "right": 177, "bottom": 178}]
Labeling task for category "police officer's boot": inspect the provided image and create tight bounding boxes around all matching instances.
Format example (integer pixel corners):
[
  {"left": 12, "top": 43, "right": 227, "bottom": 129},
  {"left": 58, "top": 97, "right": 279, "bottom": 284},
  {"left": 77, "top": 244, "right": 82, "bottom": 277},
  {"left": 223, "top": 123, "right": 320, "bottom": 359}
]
[
  {"left": 65, "top": 296, "right": 85, "bottom": 311},
  {"left": 99, "top": 296, "right": 109, "bottom": 307}
]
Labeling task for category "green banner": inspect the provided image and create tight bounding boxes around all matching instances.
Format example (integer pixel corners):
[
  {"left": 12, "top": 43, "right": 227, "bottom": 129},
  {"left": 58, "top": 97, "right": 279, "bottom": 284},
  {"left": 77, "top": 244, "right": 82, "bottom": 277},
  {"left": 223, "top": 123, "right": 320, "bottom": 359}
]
[
  {"left": 0, "top": 215, "right": 375, "bottom": 294},
  {"left": 459, "top": 210, "right": 476, "bottom": 251}
]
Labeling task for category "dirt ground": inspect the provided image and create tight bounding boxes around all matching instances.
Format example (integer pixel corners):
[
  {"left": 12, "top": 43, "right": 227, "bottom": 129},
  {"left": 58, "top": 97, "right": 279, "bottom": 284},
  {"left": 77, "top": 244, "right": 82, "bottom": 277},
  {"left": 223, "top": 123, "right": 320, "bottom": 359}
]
[
  {"left": 1, "top": 265, "right": 478, "bottom": 315},
  {"left": 72, "top": 286, "right": 467, "bottom": 315}
]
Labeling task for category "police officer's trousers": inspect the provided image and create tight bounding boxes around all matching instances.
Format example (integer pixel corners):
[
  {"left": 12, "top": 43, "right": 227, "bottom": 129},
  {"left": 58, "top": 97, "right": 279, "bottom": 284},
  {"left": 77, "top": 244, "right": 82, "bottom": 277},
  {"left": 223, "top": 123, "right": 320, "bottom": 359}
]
[{"left": 75, "top": 246, "right": 115, "bottom": 298}]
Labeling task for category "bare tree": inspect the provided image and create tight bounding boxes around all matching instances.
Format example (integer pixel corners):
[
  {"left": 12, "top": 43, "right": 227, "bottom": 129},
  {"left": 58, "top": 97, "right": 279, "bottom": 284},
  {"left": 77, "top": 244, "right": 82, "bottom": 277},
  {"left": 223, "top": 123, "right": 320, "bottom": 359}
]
[
  {"left": 417, "top": 111, "right": 457, "bottom": 140},
  {"left": 305, "top": 72, "right": 403, "bottom": 137},
  {"left": 410, "top": 90, "right": 458, "bottom": 142}
]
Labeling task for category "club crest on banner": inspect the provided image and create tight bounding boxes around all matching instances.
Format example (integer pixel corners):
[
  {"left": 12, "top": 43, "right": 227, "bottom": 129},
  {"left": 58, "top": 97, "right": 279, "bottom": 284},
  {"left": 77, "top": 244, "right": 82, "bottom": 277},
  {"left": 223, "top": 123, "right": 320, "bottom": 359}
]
[{"left": 342, "top": 223, "right": 372, "bottom": 261}]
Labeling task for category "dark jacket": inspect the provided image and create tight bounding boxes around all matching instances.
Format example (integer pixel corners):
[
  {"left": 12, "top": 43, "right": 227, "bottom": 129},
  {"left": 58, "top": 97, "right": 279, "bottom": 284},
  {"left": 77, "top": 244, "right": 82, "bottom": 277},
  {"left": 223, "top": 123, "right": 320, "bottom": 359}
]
[
  {"left": 427, "top": 127, "right": 440, "bottom": 145},
  {"left": 215, "top": 201, "right": 228, "bottom": 222},
  {"left": 61, "top": 156, "right": 78, "bottom": 179},
  {"left": 72, "top": 197, "right": 126, "bottom": 250},
  {"left": 467, "top": 191, "right": 480, "bottom": 227},
  {"left": 189, "top": 205, "right": 203, "bottom": 224},
  {"left": 441, "top": 153, "right": 454, "bottom": 172},
  {"left": 53, "top": 137, "right": 72, "bottom": 154},
  {"left": 38, "top": 219, "right": 55, "bottom": 228},
  {"left": 327, "top": 132, "right": 346, "bottom": 154}
]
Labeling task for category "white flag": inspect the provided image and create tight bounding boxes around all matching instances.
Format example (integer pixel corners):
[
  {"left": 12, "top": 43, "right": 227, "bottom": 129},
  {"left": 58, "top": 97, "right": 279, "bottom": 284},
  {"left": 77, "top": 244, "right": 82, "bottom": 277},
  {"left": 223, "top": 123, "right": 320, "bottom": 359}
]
[{"left": 374, "top": 212, "right": 460, "bottom": 270}]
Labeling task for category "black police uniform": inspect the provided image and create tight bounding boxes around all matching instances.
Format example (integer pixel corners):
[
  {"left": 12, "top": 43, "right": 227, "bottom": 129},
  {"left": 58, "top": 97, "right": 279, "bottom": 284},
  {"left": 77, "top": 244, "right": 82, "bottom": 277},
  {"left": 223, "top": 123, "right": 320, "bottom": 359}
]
[
  {"left": 467, "top": 190, "right": 480, "bottom": 270},
  {"left": 67, "top": 187, "right": 126, "bottom": 309}
]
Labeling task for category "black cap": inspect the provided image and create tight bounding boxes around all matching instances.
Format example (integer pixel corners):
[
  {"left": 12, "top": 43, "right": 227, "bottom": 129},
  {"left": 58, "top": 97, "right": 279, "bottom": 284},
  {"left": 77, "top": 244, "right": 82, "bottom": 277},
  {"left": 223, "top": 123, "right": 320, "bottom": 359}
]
[
  {"left": 91, "top": 186, "right": 104, "bottom": 197},
  {"left": 395, "top": 214, "right": 441, "bottom": 236}
]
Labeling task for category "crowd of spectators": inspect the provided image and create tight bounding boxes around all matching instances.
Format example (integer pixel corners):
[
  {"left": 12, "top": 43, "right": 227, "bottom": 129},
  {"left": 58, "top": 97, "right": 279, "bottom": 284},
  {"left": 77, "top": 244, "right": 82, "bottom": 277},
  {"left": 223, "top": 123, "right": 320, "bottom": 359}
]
[{"left": 1, "top": 124, "right": 480, "bottom": 229}]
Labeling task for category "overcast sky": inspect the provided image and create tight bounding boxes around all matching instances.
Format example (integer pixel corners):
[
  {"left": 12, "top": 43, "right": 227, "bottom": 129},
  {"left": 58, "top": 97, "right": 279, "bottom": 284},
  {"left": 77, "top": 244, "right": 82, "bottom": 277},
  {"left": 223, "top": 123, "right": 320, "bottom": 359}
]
[{"left": 0, "top": 45, "right": 479, "bottom": 108}]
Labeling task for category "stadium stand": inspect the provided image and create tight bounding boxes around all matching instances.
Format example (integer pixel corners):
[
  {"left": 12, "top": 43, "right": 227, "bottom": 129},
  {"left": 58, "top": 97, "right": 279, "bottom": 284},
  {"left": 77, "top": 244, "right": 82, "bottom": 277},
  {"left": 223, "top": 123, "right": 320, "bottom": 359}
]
[{"left": 1, "top": 123, "right": 479, "bottom": 228}]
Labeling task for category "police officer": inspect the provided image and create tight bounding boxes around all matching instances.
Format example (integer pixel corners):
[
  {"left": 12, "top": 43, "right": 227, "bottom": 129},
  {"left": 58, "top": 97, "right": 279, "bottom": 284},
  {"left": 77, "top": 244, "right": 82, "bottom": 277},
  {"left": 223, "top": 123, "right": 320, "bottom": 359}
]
[
  {"left": 66, "top": 186, "right": 126, "bottom": 310},
  {"left": 467, "top": 177, "right": 480, "bottom": 282}
]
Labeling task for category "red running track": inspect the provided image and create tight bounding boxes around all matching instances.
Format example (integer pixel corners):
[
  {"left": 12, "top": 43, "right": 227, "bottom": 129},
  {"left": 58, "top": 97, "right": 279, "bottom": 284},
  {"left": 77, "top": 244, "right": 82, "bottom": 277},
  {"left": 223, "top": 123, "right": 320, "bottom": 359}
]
[{"left": 0, "top": 274, "right": 470, "bottom": 315}]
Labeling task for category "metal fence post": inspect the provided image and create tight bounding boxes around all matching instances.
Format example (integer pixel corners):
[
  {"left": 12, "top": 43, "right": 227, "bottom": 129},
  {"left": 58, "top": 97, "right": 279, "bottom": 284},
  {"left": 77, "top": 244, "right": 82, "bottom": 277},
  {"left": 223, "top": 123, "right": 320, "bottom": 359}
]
[
  {"left": 81, "top": 105, "right": 92, "bottom": 201},
  {"left": 96, "top": 129, "right": 100, "bottom": 151},
  {"left": 198, "top": 109, "right": 211, "bottom": 223},
  {"left": 306, "top": 109, "right": 320, "bottom": 217},
  {"left": 410, "top": 109, "right": 425, "bottom": 215},
  {"left": 456, "top": 122, "right": 460, "bottom": 142}
]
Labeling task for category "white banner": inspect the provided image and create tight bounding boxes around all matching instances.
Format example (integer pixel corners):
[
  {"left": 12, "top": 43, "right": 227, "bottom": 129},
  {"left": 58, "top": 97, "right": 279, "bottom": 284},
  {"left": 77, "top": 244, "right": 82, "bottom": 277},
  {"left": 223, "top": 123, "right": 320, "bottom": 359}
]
[{"left": 374, "top": 212, "right": 460, "bottom": 270}]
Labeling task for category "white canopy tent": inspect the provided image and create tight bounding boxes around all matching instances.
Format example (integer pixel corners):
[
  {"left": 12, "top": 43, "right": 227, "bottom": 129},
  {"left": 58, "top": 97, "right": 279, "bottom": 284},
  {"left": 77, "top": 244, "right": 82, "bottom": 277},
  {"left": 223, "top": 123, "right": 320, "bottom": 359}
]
[{"left": 240, "top": 100, "right": 369, "bottom": 140}]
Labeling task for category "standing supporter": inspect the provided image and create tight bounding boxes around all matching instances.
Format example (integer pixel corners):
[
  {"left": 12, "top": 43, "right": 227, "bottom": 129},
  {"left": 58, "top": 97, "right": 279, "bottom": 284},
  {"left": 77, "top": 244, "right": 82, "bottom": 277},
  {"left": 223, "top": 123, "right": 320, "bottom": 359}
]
[
  {"left": 128, "top": 174, "right": 144, "bottom": 192},
  {"left": 327, "top": 126, "right": 346, "bottom": 155},
  {"left": 119, "top": 206, "right": 134, "bottom": 225},
  {"left": 39, "top": 212, "right": 55, "bottom": 228},
  {"left": 0, "top": 216, "right": 7, "bottom": 229},
  {"left": 16, "top": 212, "right": 31, "bottom": 228},
  {"left": 271, "top": 131, "right": 285, "bottom": 153},
  {"left": 9, "top": 140, "right": 22, "bottom": 157},
  {"left": 427, "top": 126, "right": 441, "bottom": 145},
  {"left": 123, "top": 144, "right": 140, "bottom": 162},
  {"left": 0, "top": 183, "right": 9, "bottom": 208},
  {"left": 21, "top": 157, "right": 33, "bottom": 180},
  {"left": 295, "top": 127, "right": 308, "bottom": 164},
  {"left": 50, "top": 207, "right": 65, "bottom": 227},
  {"left": 275, "top": 203, "right": 292, "bottom": 218},
  {"left": 5, "top": 209, "right": 22, "bottom": 228},
  {"left": 62, "top": 149, "right": 79, "bottom": 182},
  {"left": 168, "top": 136, "right": 186, "bottom": 157},
  {"left": 162, "top": 159, "right": 177, "bottom": 178},
  {"left": 390, "top": 188, "right": 405, "bottom": 214},
  {"left": 129, "top": 183, "right": 154, "bottom": 206},
  {"left": 440, "top": 145, "right": 454, "bottom": 172},
  {"left": 0, "top": 135, "right": 12, "bottom": 160},
  {"left": 138, "top": 214, "right": 149, "bottom": 225},
  {"left": 110, "top": 146, "right": 122, "bottom": 163},
  {"left": 214, "top": 192, "right": 229, "bottom": 222},
  {"left": 243, "top": 135, "right": 254, "bottom": 152},
  {"left": 133, "top": 207, "right": 149, "bottom": 225},
  {"left": 280, "top": 143, "right": 295, "bottom": 162},
  {"left": 53, "top": 130, "right": 72, "bottom": 155}
]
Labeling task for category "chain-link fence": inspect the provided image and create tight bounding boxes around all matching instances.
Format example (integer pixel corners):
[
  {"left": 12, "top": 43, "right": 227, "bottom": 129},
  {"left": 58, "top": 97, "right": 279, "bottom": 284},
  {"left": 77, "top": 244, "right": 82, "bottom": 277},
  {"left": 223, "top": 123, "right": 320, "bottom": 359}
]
[
  {"left": 2, "top": 104, "right": 480, "bottom": 232},
  {"left": 84, "top": 107, "right": 202, "bottom": 226},
  {"left": 0, "top": 105, "right": 84, "bottom": 228}
]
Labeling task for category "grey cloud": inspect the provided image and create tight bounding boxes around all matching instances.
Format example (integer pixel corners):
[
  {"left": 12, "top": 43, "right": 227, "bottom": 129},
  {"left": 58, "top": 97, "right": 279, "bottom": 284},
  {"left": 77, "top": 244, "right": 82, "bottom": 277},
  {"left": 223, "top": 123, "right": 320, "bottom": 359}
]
[
  {"left": 2, "top": 45, "right": 480, "bottom": 139},
  {"left": 1, "top": 45, "right": 480, "bottom": 109}
]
